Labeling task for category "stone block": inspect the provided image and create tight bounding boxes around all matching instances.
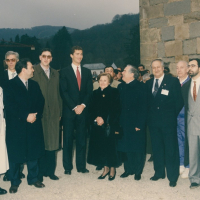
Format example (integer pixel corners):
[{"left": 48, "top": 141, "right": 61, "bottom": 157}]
[
  {"left": 140, "top": 43, "right": 157, "bottom": 59},
  {"left": 183, "top": 39, "right": 197, "bottom": 55},
  {"left": 189, "top": 54, "right": 200, "bottom": 59},
  {"left": 140, "top": 59, "right": 152, "bottom": 70},
  {"left": 143, "top": 4, "right": 164, "bottom": 19},
  {"left": 168, "top": 15, "right": 183, "bottom": 26},
  {"left": 190, "top": 22, "right": 200, "bottom": 38},
  {"left": 175, "top": 24, "right": 189, "bottom": 40},
  {"left": 149, "top": 17, "right": 168, "bottom": 28},
  {"left": 150, "top": 0, "right": 168, "bottom": 5},
  {"left": 175, "top": 55, "right": 189, "bottom": 62},
  {"left": 140, "top": 19, "right": 149, "bottom": 29},
  {"left": 162, "top": 26, "right": 175, "bottom": 41},
  {"left": 157, "top": 42, "right": 165, "bottom": 57},
  {"left": 169, "top": 62, "right": 177, "bottom": 76},
  {"left": 191, "top": 0, "right": 200, "bottom": 12},
  {"left": 163, "top": 57, "right": 175, "bottom": 63},
  {"left": 140, "top": 28, "right": 161, "bottom": 43},
  {"left": 168, "top": 0, "right": 183, "bottom": 2},
  {"left": 165, "top": 40, "right": 182, "bottom": 57},
  {"left": 139, "top": 0, "right": 150, "bottom": 6},
  {"left": 164, "top": 0, "right": 191, "bottom": 16},
  {"left": 184, "top": 12, "right": 200, "bottom": 23},
  {"left": 197, "top": 38, "right": 200, "bottom": 54}
]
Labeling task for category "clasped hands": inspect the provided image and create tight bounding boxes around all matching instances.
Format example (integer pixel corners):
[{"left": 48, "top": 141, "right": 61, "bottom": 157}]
[
  {"left": 74, "top": 104, "right": 85, "bottom": 115},
  {"left": 27, "top": 113, "right": 37, "bottom": 123}
]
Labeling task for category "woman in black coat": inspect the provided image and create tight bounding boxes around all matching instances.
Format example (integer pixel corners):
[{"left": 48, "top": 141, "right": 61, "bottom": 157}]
[{"left": 87, "top": 73, "right": 121, "bottom": 181}]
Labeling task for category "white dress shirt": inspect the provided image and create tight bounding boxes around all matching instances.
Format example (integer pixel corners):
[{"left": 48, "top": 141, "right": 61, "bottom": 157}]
[
  {"left": 191, "top": 76, "right": 200, "bottom": 97},
  {"left": 8, "top": 69, "right": 17, "bottom": 80},
  {"left": 152, "top": 74, "right": 164, "bottom": 93},
  {"left": 72, "top": 63, "right": 81, "bottom": 77}
]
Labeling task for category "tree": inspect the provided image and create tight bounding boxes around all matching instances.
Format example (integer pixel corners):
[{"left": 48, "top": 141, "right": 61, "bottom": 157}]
[
  {"left": 52, "top": 27, "right": 72, "bottom": 70},
  {"left": 15, "top": 34, "right": 20, "bottom": 43}
]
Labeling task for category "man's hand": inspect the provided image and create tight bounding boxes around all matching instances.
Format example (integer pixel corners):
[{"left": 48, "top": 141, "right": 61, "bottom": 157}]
[
  {"left": 96, "top": 117, "right": 104, "bottom": 126},
  {"left": 74, "top": 105, "right": 85, "bottom": 115},
  {"left": 135, "top": 127, "right": 140, "bottom": 131},
  {"left": 27, "top": 113, "right": 37, "bottom": 123}
]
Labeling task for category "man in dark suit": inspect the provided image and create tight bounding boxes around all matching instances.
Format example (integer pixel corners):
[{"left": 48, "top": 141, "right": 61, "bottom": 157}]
[
  {"left": 146, "top": 59, "right": 184, "bottom": 187},
  {"left": 3, "top": 59, "right": 45, "bottom": 193},
  {"left": 60, "top": 46, "right": 93, "bottom": 174},
  {"left": 182, "top": 58, "right": 200, "bottom": 189}
]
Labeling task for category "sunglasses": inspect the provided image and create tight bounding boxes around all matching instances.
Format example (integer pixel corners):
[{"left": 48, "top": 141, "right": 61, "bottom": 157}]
[
  {"left": 5, "top": 58, "right": 17, "bottom": 62},
  {"left": 41, "top": 55, "right": 52, "bottom": 59}
]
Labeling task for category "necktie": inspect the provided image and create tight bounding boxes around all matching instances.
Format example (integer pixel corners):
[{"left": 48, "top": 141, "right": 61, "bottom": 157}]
[
  {"left": 153, "top": 79, "right": 159, "bottom": 97},
  {"left": 45, "top": 69, "right": 49, "bottom": 79},
  {"left": 25, "top": 81, "right": 28, "bottom": 90},
  {"left": 76, "top": 66, "right": 81, "bottom": 90},
  {"left": 193, "top": 81, "right": 197, "bottom": 101}
]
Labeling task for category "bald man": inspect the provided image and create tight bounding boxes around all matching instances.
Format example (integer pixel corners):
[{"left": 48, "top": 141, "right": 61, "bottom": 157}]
[{"left": 176, "top": 61, "right": 190, "bottom": 178}]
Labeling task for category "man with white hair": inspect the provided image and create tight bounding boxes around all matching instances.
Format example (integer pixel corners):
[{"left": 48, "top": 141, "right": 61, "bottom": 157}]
[{"left": 176, "top": 61, "right": 190, "bottom": 178}]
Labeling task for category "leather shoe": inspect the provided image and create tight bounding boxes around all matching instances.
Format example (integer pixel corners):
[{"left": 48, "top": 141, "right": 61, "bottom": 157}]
[
  {"left": 96, "top": 166, "right": 103, "bottom": 170},
  {"left": 150, "top": 175, "right": 165, "bottom": 181},
  {"left": 0, "top": 187, "right": 7, "bottom": 195},
  {"left": 120, "top": 172, "right": 133, "bottom": 178},
  {"left": 98, "top": 171, "right": 110, "bottom": 179},
  {"left": 20, "top": 172, "right": 25, "bottom": 179},
  {"left": 169, "top": 181, "right": 176, "bottom": 187},
  {"left": 49, "top": 175, "right": 59, "bottom": 180},
  {"left": 29, "top": 181, "right": 45, "bottom": 188},
  {"left": 3, "top": 174, "right": 10, "bottom": 181},
  {"left": 134, "top": 174, "right": 141, "bottom": 181},
  {"left": 148, "top": 155, "right": 153, "bottom": 162},
  {"left": 109, "top": 172, "right": 116, "bottom": 181},
  {"left": 64, "top": 170, "right": 71, "bottom": 175},
  {"left": 190, "top": 182, "right": 200, "bottom": 189},
  {"left": 9, "top": 185, "right": 18, "bottom": 194},
  {"left": 77, "top": 168, "right": 89, "bottom": 173}
]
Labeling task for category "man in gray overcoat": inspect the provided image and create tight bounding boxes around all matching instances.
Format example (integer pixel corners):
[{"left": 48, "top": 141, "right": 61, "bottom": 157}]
[
  {"left": 182, "top": 58, "right": 200, "bottom": 189},
  {"left": 32, "top": 48, "right": 62, "bottom": 182}
]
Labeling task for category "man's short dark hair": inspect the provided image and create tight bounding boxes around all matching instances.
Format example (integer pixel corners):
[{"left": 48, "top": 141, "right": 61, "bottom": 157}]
[
  {"left": 70, "top": 46, "right": 83, "bottom": 54},
  {"left": 189, "top": 58, "right": 200, "bottom": 68},
  {"left": 40, "top": 48, "right": 53, "bottom": 55},
  {"left": 114, "top": 69, "right": 119, "bottom": 74},
  {"left": 104, "top": 66, "right": 114, "bottom": 72},
  {"left": 138, "top": 64, "right": 145, "bottom": 69},
  {"left": 15, "top": 58, "right": 31, "bottom": 74}
]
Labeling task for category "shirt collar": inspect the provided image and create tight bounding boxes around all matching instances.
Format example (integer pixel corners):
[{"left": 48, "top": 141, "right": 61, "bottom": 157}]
[{"left": 154, "top": 73, "right": 164, "bottom": 82}]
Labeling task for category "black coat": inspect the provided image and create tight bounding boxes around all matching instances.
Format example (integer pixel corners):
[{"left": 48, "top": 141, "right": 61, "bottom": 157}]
[
  {"left": 87, "top": 86, "right": 121, "bottom": 167},
  {"left": 146, "top": 75, "right": 184, "bottom": 127},
  {"left": 3, "top": 76, "right": 45, "bottom": 163},
  {"left": 1, "top": 70, "right": 9, "bottom": 88},
  {"left": 117, "top": 80, "right": 147, "bottom": 153}
]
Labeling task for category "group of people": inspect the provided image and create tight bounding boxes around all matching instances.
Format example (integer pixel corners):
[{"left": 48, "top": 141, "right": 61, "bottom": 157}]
[{"left": 0, "top": 46, "right": 200, "bottom": 196}]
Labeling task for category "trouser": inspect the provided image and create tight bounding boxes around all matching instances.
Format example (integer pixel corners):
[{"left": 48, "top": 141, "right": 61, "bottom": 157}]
[
  {"left": 177, "top": 117, "right": 189, "bottom": 168},
  {"left": 38, "top": 150, "right": 56, "bottom": 177},
  {"left": 149, "top": 126, "right": 179, "bottom": 182},
  {"left": 63, "top": 114, "right": 87, "bottom": 171},
  {"left": 5, "top": 164, "right": 24, "bottom": 179},
  {"left": 124, "top": 152, "right": 146, "bottom": 175},
  {"left": 9, "top": 160, "right": 38, "bottom": 186},
  {"left": 188, "top": 134, "right": 200, "bottom": 184}
]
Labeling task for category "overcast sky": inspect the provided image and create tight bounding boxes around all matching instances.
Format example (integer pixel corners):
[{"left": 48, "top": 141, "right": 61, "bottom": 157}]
[{"left": 1, "top": 0, "right": 139, "bottom": 30}]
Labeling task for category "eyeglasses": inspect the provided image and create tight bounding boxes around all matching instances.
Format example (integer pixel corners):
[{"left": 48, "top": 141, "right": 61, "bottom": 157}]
[
  {"left": 5, "top": 58, "right": 17, "bottom": 62},
  {"left": 41, "top": 55, "right": 52, "bottom": 59}
]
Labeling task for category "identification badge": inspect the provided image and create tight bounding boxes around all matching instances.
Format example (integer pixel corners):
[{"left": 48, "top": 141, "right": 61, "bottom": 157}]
[{"left": 161, "top": 89, "right": 169, "bottom": 96}]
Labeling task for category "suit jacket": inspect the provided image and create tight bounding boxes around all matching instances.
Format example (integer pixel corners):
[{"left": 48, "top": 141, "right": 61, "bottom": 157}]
[
  {"left": 60, "top": 65, "right": 93, "bottom": 118},
  {"left": 146, "top": 75, "right": 184, "bottom": 128},
  {"left": 3, "top": 76, "right": 45, "bottom": 163},
  {"left": 1, "top": 70, "right": 9, "bottom": 88}
]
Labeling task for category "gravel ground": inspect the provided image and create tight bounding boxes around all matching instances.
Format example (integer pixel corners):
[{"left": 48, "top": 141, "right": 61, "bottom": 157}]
[{"left": 1, "top": 149, "right": 199, "bottom": 200}]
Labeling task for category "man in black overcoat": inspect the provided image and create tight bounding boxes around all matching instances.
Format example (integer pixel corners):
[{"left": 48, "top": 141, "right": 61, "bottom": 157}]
[
  {"left": 117, "top": 65, "right": 147, "bottom": 181},
  {"left": 60, "top": 46, "right": 93, "bottom": 174},
  {"left": 146, "top": 59, "right": 184, "bottom": 187},
  {"left": 3, "top": 59, "right": 45, "bottom": 193}
]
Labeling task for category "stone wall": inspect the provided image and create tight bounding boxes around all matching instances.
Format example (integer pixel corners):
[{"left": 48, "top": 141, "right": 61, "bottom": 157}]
[{"left": 140, "top": 0, "right": 200, "bottom": 74}]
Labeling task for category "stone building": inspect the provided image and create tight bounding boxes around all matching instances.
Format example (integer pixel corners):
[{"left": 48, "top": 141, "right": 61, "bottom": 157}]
[{"left": 140, "top": 0, "right": 200, "bottom": 74}]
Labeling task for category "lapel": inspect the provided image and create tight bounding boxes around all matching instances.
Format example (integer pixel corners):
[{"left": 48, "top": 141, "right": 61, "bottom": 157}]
[
  {"left": 69, "top": 65, "right": 79, "bottom": 91},
  {"left": 4, "top": 70, "right": 9, "bottom": 81},
  {"left": 37, "top": 65, "right": 50, "bottom": 81},
  {"left": 80, "top": 66, "right": 86, "bottom": 91},
  {"left": 14, "top": 76, "right": 28, "bottom": 93}
]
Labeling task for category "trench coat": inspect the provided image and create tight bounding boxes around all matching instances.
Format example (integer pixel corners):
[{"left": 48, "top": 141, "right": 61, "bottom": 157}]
[
  {"left": 3, "top": 76, "right": 45, "bottom": 163},
  {"left": 117, "top": 80, "right": 147, "bottom": 153},
  {"left": 0, "top": 87, "right": 9, "bottom": 173},
  {"left": 32, "top": 64, "right": 62, "bottom": 151}
]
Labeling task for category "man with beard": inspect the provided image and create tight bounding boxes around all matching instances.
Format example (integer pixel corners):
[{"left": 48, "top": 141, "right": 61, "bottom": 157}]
[{"left": 182, "top": 58, "right": 200, "bottom": 189}]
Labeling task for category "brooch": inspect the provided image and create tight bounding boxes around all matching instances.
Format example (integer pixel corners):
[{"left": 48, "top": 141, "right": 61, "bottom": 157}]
[{"left": 102, "top": 94, "right": 105, "bottom": 97}]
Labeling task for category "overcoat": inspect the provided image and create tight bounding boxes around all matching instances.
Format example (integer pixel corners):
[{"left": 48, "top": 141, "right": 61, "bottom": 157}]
[
  {"left": 87, "top": 86, "right": 121, "bottom": 167},
  {"left": 3, "top": 76, "right": 45, "bottom": 163},
  {"left": 0, "top": 87, "right": 9, "bottom": 173},
  {"left": 32, "top": 64, "right": 62, "bottom": 151},
  {"left": 117, "top": 80, "right": 147, "bottom": 153}
]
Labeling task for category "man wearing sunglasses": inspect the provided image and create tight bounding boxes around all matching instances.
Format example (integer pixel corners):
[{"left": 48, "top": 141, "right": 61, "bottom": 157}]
[
  {"left": 2, "top": 51, "right": 26, "bottom": 182},
  {"left": 32, "top": 48, "right": 62, "bottom": 182}
]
